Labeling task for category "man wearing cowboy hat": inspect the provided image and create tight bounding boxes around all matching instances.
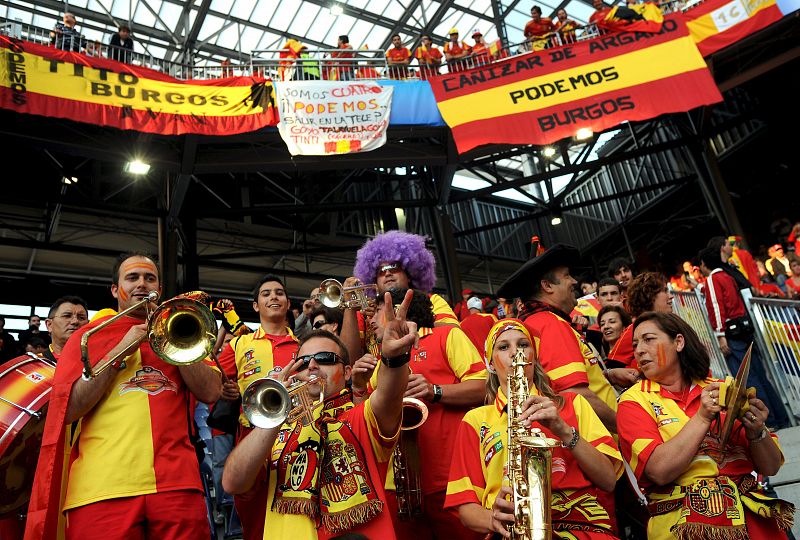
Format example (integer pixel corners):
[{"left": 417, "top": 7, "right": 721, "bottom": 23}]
[{"left": 497, "top": 244, "right": 618, "bottom": 432}]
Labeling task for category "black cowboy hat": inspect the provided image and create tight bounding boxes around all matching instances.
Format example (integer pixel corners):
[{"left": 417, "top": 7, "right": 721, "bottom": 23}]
[{"left": 496, "top": 244, "right": 581, "bottom": 299}]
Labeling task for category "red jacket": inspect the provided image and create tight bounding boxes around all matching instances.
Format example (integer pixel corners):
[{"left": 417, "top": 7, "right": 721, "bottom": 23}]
[{"left": 704, "top": 268, "right": 746, "bottom": 335}]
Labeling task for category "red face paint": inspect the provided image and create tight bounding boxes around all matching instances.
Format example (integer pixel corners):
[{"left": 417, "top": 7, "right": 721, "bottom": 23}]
[{"left": 657, "top": 343, "right": 666, "bottom": 368}]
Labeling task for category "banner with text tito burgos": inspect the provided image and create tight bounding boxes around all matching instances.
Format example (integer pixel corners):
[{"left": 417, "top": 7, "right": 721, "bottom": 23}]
[
  {"left": 429, "top": 16, "right": 723, "bottom": 153},
  {"left": 274, "top": 81, "right": 393, "bottom": 156},
  {"left": 0, "top": 36, "right": 276, "bottom": 136}
]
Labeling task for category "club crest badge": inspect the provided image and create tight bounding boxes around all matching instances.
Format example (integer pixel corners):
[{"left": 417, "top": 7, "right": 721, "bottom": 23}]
[{"left": 119, "top": 366, "right": 178, "bottom": 396}]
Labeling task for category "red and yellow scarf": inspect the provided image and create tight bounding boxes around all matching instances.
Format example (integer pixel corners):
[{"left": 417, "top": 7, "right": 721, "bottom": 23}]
[{"left": 273, "top": 389, "right": 383, "bottom": 533}]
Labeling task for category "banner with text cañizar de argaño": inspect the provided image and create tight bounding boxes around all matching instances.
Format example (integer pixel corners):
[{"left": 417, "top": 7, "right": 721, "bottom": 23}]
[
  {"left": 428, "top": 15, "right": 723, "bottom": 153},
  {"left": 274, "top": 80, "right": 393, "bottom": 156}
]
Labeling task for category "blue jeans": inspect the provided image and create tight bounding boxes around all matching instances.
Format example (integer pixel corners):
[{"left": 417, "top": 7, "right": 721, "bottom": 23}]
[
  {"left": 211, "top": 434, "right": 234, "bottom": 507},
  {"left": 725, "top": 337, "right": 790, "bottom": 428}
]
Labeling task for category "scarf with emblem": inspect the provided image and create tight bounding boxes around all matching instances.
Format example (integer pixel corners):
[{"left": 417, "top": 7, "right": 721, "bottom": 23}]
[
  {"left": 649, "top": 475, "right": 794, "bottom": 540},
  {"left": 272, "top": 389, "right": 383, "bottom": 533}
]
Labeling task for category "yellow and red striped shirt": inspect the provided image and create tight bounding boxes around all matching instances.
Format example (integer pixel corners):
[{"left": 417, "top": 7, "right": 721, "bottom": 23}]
[{"left": 445, "top": 390, "right": 621, "bottom": 537}]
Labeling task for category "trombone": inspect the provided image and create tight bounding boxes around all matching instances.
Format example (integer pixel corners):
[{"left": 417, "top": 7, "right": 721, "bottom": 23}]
[
  {"left": 242, "top": 376, "right": 324, "bottom": 428},
  {"left": 80, "top": 290, "right": 223, "bottom": 380}
]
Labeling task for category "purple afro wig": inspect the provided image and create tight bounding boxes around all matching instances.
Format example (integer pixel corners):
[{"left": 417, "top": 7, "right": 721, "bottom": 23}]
[{"left": 354, "top": 231, "right": 437, "bottom": 292}]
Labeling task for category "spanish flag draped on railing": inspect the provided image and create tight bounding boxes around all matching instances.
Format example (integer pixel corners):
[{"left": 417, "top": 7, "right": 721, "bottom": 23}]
[
  {"left": 684, "top": 0, "right": 787, "bottom": 55},
  {"left": 428, "top": 15, "right": 723, "bottom": 153},
  {"left": 0, "top": 35, "right": 278, "bottom": 136},
  {"left": 599, "top": 2, "right": 665, "bottom": 33}
]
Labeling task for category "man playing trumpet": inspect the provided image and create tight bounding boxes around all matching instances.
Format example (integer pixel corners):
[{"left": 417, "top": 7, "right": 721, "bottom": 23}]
[
  {"left": 25, "top": 252, "right": 222, "bottom": 540},
  {"left": 223, "top": 291, "right": 416, "bottom": 539}
]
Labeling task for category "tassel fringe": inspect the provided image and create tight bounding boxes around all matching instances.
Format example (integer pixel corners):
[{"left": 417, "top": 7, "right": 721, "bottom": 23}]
[
  {"left": 273, "top": 497, "right": 317, "bottom": 518},
  {"left": 321, "top": 499, "right": 384, "bottom": 533},
  {"left": 672, "top": 522, "right": 747, "bottom": 540},
  {"left": 774, "top": 502, "right": 796, "bottom": 530}
]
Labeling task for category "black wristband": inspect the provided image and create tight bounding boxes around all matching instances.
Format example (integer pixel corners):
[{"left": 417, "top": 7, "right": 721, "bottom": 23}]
[
  {"left": 381, "top": 352, "right": 410, "bottom": 368},
  {"left": 432, "top": 384, "right": 443, "bottom": 403}
]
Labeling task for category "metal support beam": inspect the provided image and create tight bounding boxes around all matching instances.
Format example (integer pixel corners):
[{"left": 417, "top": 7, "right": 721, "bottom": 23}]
[{"left": 427, "top": 207, "right": 462, "bottom": 304}]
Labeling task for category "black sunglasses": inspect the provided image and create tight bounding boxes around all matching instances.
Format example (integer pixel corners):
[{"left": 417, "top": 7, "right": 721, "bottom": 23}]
[
  {"left": 295, "top": 352, "right": 343, "bottom": 370},
  {"left": 312, "top": 320, "right": 326, "bottom": 329}
]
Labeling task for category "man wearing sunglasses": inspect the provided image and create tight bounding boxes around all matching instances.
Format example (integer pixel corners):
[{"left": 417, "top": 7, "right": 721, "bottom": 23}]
[
  {"left": 341, "top": 231, "right": 460, "bottom": 370},
  {"left": 223, "top": 292, "right": 414, "bottom": 540},
  {"left": 216, "top": 274, "right": 298, "bottom": 540}
]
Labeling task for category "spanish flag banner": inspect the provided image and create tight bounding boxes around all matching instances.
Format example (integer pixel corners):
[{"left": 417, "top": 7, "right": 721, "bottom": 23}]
[
  {"left": 685, "top": 0, "right": 785, "bottom": 56},
  {"left": 428, "top": 16, "right": 722, "bottom": 153},
  {"left": 0, "top": 36, "right": 277, "bottom": 136}
]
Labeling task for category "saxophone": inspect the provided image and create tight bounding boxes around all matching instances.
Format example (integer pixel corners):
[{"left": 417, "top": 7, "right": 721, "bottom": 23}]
[{"left": 506, "top": 348, "right": 558, "bottom": 540}]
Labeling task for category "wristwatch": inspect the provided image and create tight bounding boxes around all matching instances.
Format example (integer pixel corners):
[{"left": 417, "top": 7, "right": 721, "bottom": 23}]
[
  {"left": 432, "top": 384, "right": 443, "bottom": 403},
  {"left": 381, "top": 352, "right": 410, "bottom": 368}
]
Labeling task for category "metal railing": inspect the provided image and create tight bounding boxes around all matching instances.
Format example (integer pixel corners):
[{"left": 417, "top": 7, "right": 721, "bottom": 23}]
[
  {"left": 671, "top": 289, "right": 731, "bottom": 379},
  {"left": 2, "top": 0, "right": 714, "bottom": 84},
  {"left": 742, "top": 289, "right": 800, "bottom": 419}
]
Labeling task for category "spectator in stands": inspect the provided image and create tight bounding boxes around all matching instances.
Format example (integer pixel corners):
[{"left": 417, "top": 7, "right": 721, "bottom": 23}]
[
  {"left": 18, "top": 315, "right": 50, "bottom": 349},
  {"left": 220, "top": 59, "right": 234, "bottom": 77},
  {"left": 443, "top": 28, "right": 471, "bottom": 72},
  {"left": 454, "top": 288, "right": 473, "bottom": 321},
  {"left": 697, "top": 247, "right": 790, "bottom": 429},
  {"left": 0, "top": 316, "right": 19, "bottom": 363},
  {"left": 44, "top": 296, "right": 89, "bottom": 361},
  {"left": 766, "top": 244, "right": 791, "bottom": 290},
  {"left": 554, "top": 8, "right": 579, "bottom": 43},
  {"left": 707, "top": 235, "right": 759, "bottom": 294},
  {"left": 598, "top": 305, "right": 632, "bottom": 358},
  {"left": 310, "top": 305, "right": 344, "bottom": 335},
  {"left": 670, "top": 260, "right": 702, "bottom": 291},
  {"left": 460, "top": 296, "right": 498, "bottom": 353},
  {"left": 25, "top": 337, "right": 49, "bottom": 357},
  {"left": 493, "top": 297, "right": 514, "bottom": 319},
  {"left": 470, "top": 30, "right": 491, "bottom": 66},
  {"left": 386, "top": 34, "right": 411, "bottom": 79},
  {"left": 608, "top": 257, "right": 635, "bottom": 305},
  {"left": 293, "top": 287, "right": 320, "bottom": 339},
  {"left": 50, "top": 12, "right": 83, "bottom": 52},
  {"left": 109, "top": 24, "right": 134, "bottom": 63},
  {"left": 414, "top": 34, "right": 442, "bottom": 79},
  {"left": 755, "top": 259, "right": 785, "bottom": 298},
  {"left": 608, "top": 272, "right": 672, "bottom": 371},
  {"left": 579, "top": 276, "right": 598, "bottom": 296},
  {"left": 330, "top": 35, "right": 355, "bottom": 80},
  {"left": 788, "top": 222, "right": 800, "bottom": 254},
  {"left": 590, "top": 0, "right": 611, "bottom": 26},
  {"left": 523, "top": 6, "right": 555, "bottom": 50},
  {"left": 785, "top": 255, "right": 800, "bottom": 298},
  {"left": 84, "top": 40, "right": 102, "bottom": 57},
  {"left": 596, "top": 277, "right": 623, "bottom": 307}
]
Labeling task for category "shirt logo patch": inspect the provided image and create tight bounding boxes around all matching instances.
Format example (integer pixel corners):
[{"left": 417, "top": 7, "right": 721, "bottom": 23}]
[
  {"left": 26, "top": 372, "right": 45, "bottom": 383},
  {"left": 482, "top": 431, "right": 501, "bottom": 450},
  {"left": 243, "top": 366, "right": 261, "bottom": 378},
  {"left": 479, "top": 423, "right": 490, "bottom": 440},
  {"left": 268, "top": 366, "right": 283, "bottom": 377},
  {"left": 658, "top": 418, "right": 680, "bottom": 426},
  {"left": 484, "top": 440, "right": 503, "bottom": 465},
  {"left": 243, "top": 349, "right": 255, "bottom": 362},
  {"left": 119, "top": 366, "right": 178, "bottom": 396},
  {"left": 242, "top": 358, "right": 260, "bottom": 372},
  {"left": 415, "top": 350, "right": 427, "bottom": 362},
  {"left": 650, "top": 401, "right": 666, "bottom": 417}
]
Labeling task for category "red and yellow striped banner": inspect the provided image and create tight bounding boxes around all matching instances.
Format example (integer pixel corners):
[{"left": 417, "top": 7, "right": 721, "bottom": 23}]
[
  {"left": 429, "top": 16, "right": 722, "bottom": 152},
  {"left": 685, "top": 0, "right": 783, "bottom": 56},
  {"left": 0, "top": 36, "right": 278, "bottom": 135}
]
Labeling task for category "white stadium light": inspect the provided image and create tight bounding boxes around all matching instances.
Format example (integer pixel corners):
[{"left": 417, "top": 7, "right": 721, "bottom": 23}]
[{"left": 124, "top": 160, "right": 151, "bottom": 175}]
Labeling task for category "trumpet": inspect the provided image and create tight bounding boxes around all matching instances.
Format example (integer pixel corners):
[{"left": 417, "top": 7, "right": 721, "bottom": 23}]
[
  {"left": 242, "top": 376, "right": 325, "bottom": 429},
  {"left": 319, "top": 278, "right": 378, "bottom": 311},
  {"left": 80, "top": 291, "right": 219, "bottom": 380}
]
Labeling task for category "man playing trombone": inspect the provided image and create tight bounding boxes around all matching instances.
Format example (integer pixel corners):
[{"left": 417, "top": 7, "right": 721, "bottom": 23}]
[
  {"left": 25, "top": 252, "right": 222, "bottom": 540},
  {"left": 222, "top": 291, "right": 415, "bottom": 540}
]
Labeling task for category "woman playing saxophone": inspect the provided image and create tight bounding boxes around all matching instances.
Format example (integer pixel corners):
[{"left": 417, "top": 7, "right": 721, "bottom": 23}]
[{"left": 445, "top": 319, "right": 622, "bottom": 539}]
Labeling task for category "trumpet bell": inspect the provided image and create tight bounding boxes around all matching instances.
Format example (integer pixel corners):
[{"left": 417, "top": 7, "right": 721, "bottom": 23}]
[
  {"left": 320, "top": 279, "right": 343, "bottom": 309},
  {"left": 242, "top": 377, "right": 292, "bottom": 429},
  {"left": 149, "top": 297, "right": 217, "bottom": 366}
]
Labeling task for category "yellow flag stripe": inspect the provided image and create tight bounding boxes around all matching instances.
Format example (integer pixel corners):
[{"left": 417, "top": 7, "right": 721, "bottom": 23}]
[
  {"left": 2, "top": 51, "right": 264, "bottom": 116},
  {"left": 437, "top": 36, "right": 707, "bottom": 126},
  {"left": 547, "top": 362, "right": 588, "bottom": 381}
]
